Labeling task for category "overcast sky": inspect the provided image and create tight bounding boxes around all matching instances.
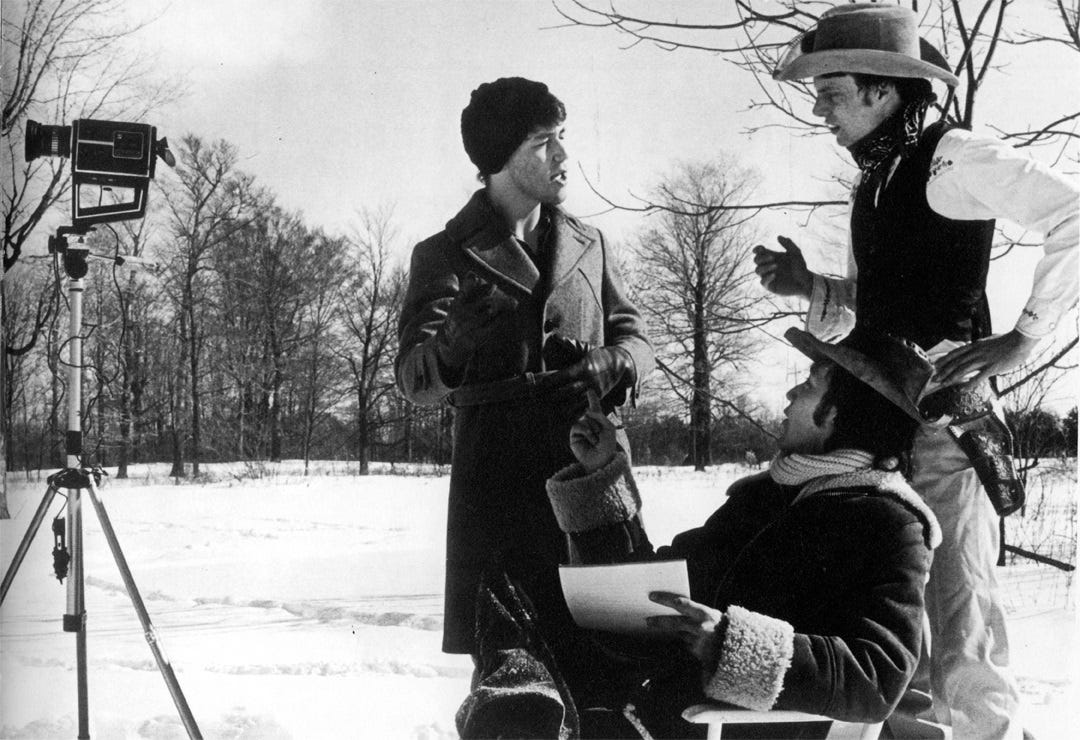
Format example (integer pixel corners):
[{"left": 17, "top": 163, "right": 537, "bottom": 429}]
[
  {"left": 86, "top": 0, "right": 1080, "bottom": 408},
  {"left": 132, "top": 1, "right": 821, "bottom": 238}
]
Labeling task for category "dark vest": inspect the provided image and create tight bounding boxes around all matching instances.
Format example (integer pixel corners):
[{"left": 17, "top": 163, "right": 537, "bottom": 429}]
[{"left": 851, "top": 121, "right": 995, "bottom": 350}]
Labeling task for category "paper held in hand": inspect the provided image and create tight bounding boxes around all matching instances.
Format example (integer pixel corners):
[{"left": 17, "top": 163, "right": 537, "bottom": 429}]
[{"left": 559, "top": 559, "right": 690, "bottom": 635}]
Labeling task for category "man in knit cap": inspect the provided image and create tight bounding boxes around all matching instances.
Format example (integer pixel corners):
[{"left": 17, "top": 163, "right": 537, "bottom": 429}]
[
  {"left": 754, "top": 4, "right": 1078, "bottom": 738},
  {"left": 396, "top": 77, "right": 654, "bottom": 665}
]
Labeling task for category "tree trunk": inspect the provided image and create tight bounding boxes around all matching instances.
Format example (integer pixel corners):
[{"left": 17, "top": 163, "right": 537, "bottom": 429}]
[
  {"left": 188, "top": 305, "right": 201, "bottom": 477},
  {"left": 269, "top": 359, "right": 283, "bottom": 463},
  {"left": 117, "top": 367, "right": 131, "bottom": 478},
  {"left": 301, "top": 360, "right": 317, "bottom": 476},
  {"left": 168, "top": 372, "right": 185, "bottom": 479},
  {"left": 48, "top": 331, "right": 63, "bottom": 468},
  {"left": 169, "top": 313, "right": 187, "bottom": 478},
  {"left": 116, "top": 275, "right": 138, "bottom": 479},
  {"left": 690, "top": 281, "right": 711, "bottom": 471},
  {"left": 356, "top": 385, "right": 370, "bottom": 475},
  {"left": 0, "top": 267, "right": 8, "bottom": 518},
  {"left": 131, "top": 343, "right": 144, "bottom": 464}
]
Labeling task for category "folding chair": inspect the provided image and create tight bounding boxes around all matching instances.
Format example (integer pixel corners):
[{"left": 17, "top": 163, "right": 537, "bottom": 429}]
[{"left": 683, "top": 703, "right": 883, "bottom": 740}]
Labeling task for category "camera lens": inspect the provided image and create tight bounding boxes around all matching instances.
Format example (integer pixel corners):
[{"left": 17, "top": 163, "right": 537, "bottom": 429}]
[{"left": 25, "top": 120, "right": 72, "bottom": 162}]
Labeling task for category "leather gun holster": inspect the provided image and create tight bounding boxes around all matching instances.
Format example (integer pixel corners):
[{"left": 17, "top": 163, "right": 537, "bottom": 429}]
[{"left": 919, "top": 382, "right": 1026, "bottom": 517}]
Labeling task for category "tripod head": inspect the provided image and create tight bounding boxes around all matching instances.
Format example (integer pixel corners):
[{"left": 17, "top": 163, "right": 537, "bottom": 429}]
[{"left": 48, "top": 225, "right": 94, "bottom": 280}]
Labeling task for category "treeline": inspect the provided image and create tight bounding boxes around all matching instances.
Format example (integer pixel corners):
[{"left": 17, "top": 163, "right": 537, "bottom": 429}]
[
  {"left": 4, "top": 134, "right": 792, "bottom": 476},
  {"left": 4, "top": 136, "right": 448, "bottom": 476},
  {"left": 4, "top": 135, "right": 1075, "bottom": 477},
  {"left": 1007, "top": 407, "right": 1078, "bottom": 461}
]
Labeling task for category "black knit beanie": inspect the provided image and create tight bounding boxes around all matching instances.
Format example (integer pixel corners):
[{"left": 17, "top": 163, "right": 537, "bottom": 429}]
[{"left": 460, "top": 77, "right": 566, "bottom": 176}]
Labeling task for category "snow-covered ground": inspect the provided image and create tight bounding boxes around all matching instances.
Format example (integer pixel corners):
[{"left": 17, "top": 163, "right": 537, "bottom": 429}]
[{"left": 1, "top": 460, "right": 1076, "bottom": 739}]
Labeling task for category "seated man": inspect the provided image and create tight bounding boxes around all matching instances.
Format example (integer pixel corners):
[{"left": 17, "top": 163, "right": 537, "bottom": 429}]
[{"left": 457, "top": 326, "right": 942, "bottom": 739}]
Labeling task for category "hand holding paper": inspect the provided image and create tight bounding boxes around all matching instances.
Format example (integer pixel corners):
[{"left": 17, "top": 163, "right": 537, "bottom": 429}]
[
  {"left": 559, "top": 559, "right": 690, "bottom": 636},
  {"left": 646, "top": 592, "right": 725, "bottom": 664}
]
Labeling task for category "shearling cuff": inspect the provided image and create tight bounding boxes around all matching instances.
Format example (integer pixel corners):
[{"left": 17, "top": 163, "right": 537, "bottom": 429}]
[
  {"left": 704, "top": 605, "right": 795, "bottom": 712},
  {"left": 545, "top": 453, "right": 641, "bottom": 533}
]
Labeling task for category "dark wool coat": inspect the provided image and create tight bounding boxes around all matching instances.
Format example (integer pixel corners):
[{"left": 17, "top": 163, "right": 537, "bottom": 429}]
[
  {"left": 546, "top": 455, "right": 940, "bottom": 733},
  {"left": 396, "top": 190, "right": 654, "bottom": 654}
]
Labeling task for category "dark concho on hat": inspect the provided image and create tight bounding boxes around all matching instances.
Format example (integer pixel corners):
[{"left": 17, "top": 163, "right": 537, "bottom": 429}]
[{"left": 774, "top": 3, "right": 959, "bottom": 87}]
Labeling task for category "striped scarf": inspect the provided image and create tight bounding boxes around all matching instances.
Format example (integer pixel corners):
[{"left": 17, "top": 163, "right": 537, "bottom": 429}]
[{"left": 768, "top": 449, "right": 875, "bottom": 488}]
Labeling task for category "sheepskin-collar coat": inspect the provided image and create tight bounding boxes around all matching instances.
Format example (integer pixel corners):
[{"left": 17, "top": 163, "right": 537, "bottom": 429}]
[{"left": 545, "top": 453, "right": 940, "bottom": 732}]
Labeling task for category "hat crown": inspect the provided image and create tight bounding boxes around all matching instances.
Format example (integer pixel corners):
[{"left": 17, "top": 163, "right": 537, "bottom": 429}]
[
  {"left": 774, "top": 2, "right": 958, "bottom": 87},
  {"left": 807, "top": 4, "right": 919, "bottom": 56},
  {"left": 839, "top": 326, "right": 932, "bottom": 406},
  {"left": 784, "top": 326, "right": 934, "bottom": 422}
]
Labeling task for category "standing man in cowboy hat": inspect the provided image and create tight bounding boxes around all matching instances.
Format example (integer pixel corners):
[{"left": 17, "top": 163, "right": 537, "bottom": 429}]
[
  {"left": 396, "top": 77, "right": 654, "bottom": 663},
  {"left": 754, "top": 4, "right": 1078, "bottom": 739}
]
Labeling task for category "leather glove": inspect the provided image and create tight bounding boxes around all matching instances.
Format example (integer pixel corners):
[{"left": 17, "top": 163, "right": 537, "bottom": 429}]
[
  {"left": 543, "top": 333, "right": 591, "bottom": 370},
  {"left": 751, "top": 236, "right": 812, "bottom": 298},
  {"left": 542, "top": 346, "right": 636, "bottom": 416},
  {"left": 575, "top": 346, "right": 635, "bottom": 399},
  {"left": 434, "top": 273, "right": 516, "bottom": 370}
]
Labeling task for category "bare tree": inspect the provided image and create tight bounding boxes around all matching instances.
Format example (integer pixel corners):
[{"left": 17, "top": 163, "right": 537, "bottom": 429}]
[
  {"left": 294, "top": 234, "right": 350, "bottom": 474},
  {"left": 337, "top": 207, "right": 406, "bottom": 475},
  {"left": 159, "top": 135, "right": 261, "bottom": 478},
  {"left": 554, "top": 1, "right": 1077, "bottom": 140},
  {"left": 2, "top": 0, "right": 176, "bottom": 268},
  {"left": 631, "top": 158, "right": 765, "bottom": 470},
  {"left": 109, "top": 218, "right": 157, "bottom": 478},
  {"left": 212, "top": 207, "right": 349, "bottom": 463},
  {"left": 1, "top": 0, "right": 177, "bottom": 515},
  {"left": 1000, "top": 335, "right": 1078, "bottom": 478},
  {"left": 553, "top": 2, "right": 1079, "bottom": 231},
  {"left": 556, "top": 0, "right": 1079, "bottom": 420},
  {"left": 2, "top": 260, "right": 60, "bottom": 477}
]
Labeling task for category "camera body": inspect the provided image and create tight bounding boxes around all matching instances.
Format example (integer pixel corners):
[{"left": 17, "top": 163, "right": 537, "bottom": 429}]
[{"left": 26, "top": 118, "right": 172, "bottom": 229}]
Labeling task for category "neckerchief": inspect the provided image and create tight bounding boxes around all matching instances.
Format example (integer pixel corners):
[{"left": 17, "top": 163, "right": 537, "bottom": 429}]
[
  {"left": 849, "top": 97, "right": 933, "bottom": 185},
  {"left": 768, "top": 449, "right": 875, "bottom": 487}
]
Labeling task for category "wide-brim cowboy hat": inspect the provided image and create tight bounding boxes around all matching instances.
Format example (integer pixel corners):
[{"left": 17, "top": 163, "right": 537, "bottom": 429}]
[
  {"left": 784, "top": 326, "right": 933, "bottom": 423},
  {"left": 774, "top": 3, "right": 959, "bottom": 87}
]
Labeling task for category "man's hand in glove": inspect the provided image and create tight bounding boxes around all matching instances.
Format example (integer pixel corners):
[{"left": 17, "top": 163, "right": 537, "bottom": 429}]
[
  {"left": 435, "top": 272, "right": 516, "bottom": 371},
  {"left": 752, "top": 236, "right": 812, "bottom": 299},
  {"left": 542, "top": 345, "right": 635, "bottom": 416}
]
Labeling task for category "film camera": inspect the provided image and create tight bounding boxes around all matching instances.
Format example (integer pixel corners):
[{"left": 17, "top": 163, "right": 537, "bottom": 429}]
[{"left": 25, "top": 118, "right": 175, "bottom": 230}]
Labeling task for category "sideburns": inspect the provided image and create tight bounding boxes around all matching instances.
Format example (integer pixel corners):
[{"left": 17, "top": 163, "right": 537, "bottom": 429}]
[{"left": 857, "top": 83, "right": 889, "bottom": 104}]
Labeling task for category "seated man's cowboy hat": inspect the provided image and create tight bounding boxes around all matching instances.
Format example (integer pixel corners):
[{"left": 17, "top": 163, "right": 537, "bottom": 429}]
[
  {"left": 784, "top": 326, "right": 933, "bottom": 423},
  {"left": 773, "top": 3, "right": 959, "bottom": 87}
]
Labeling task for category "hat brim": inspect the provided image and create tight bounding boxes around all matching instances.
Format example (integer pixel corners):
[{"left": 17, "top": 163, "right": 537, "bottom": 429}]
[
  {"left": 777, "top": 47, "right": 963, "bottom": 87},
  {"left": 785, "top": 328, "right": 925, "bottom": 422},
  {"left": 776, "top": 48, "right": 959, "bottom": 87}
]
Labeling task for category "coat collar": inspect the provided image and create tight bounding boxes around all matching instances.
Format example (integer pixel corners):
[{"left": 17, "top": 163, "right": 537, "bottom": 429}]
[
  {"left": 445, "top": 190, "right": 596, "bottom": 295},
  {"left": 795, "top": 469, "right": 942, "bottom": 549}
]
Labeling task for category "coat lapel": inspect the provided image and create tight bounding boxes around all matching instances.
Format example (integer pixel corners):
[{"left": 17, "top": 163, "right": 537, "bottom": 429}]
[
  {"left": 448, "top": 191, "right": 541, "bottom": 295},
  {"left": 461, "top": 230, "right": 541, "bottom": 295},
  {"left": 547, "top": 210, "right": 595, "bottom": 290}
]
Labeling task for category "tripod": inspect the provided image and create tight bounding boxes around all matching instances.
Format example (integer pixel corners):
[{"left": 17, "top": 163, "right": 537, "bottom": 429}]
[{"left": 0, "top": 228, "right": 201, "bottom": 739}]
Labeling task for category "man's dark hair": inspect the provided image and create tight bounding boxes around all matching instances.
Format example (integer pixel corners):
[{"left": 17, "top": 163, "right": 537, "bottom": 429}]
[
  {"left": 461, "top": 77, "right": 566, "bottom": 179},
  {"left": 812, "top": 360, "right": 919, "bottom": 472},
  {"left": 850, "top": 73, "right": 935, "bottom": 107}
]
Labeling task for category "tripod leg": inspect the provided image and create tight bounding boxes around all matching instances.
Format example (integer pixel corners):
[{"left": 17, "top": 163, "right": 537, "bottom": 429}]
[
  {"left": 66, "top": 485, "right": 90, "bottom": 739},
  {"left": 84, "top": 478, "right": 203, "bottom": 740},
  {"left": 0, "top": 484, "right": 61, "bottom": 605},
  {"left": 76, "top": 622, "right": 90, "bottom": 739}
]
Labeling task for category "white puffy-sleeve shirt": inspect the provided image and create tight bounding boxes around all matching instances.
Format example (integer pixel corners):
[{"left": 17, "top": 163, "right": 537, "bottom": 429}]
[{"left": 806, "top": 127, "right": 1078, "bottom": 344}]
